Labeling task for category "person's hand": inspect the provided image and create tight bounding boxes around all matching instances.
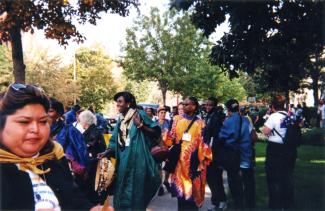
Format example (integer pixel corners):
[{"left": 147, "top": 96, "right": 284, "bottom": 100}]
[
  {"left": 133, "top": 112, "right": 142, "bottom": 128},
  {"left": 97, "top": 150, "right": 109, "bottom": 160}
]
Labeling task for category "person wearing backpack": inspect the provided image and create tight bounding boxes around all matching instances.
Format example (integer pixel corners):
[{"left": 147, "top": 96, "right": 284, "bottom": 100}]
[
  {"left": 219, "top": 99, "right": 255, "bottom": 209},
  {"left": 263, "top": 95, "right": 298, "bottom": 209}
]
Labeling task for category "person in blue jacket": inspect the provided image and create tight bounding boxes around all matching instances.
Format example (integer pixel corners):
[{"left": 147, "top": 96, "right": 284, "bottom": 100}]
[
  {"left": 219, "top": 99, "right": 255, "bottom": 209},
  {"left": 48, "top": 98, "right": 89, "bottom": 184},
  {"left": 64, "top": 104, "right": 81, "bottom": 125}
]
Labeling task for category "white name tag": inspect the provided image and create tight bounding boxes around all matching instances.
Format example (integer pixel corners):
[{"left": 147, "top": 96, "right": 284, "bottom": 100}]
[
  {"left": 125, "top": 137, "right": 130, "bottom": 147},
  {"left": 182, "top": 133, "right": 192, "bottom": 142}
]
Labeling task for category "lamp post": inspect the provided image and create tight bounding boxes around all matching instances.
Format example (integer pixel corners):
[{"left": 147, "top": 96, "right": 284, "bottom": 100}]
[{"left": 73, "top": 52, "right": 77, "bottom": 105}]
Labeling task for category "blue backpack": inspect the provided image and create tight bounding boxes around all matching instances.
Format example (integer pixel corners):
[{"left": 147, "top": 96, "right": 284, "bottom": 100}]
[{"left": 274, "top": 112, "right": 302, "bottom": 148}]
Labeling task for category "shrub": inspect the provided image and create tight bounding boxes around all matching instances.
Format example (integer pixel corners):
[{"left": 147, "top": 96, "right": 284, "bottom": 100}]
[{"left": 302, "top": 128, "right": 325, "bottom": 146}]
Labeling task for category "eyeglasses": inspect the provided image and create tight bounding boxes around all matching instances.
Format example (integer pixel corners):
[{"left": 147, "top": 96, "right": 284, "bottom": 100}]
[{"left": 10, "top": 83, "right": 27, "bottom": 91}]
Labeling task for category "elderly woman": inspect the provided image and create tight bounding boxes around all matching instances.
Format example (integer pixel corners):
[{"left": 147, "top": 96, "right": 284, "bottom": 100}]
[
  {"left": 0, "top": 83, "right": 101, "bottom": 210},
  {"left": 99, "top": 91, "right": 161, "bottom": 211},
  {"left": 79, "top": 110, "right": 107, "bottom": 204}
]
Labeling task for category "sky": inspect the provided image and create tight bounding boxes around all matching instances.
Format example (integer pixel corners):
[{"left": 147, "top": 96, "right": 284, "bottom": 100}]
[{"left": 22, "top": 0, "right": 229, "bottom": 63}]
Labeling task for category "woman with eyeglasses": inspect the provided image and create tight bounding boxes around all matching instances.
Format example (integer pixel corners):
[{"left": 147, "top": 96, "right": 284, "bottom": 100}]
[
  {"left": 0, "top": 84, "right": 102, "bottom": 211},
  {"left": 168, "top": 97, "right": 212, "bottom": 210}
]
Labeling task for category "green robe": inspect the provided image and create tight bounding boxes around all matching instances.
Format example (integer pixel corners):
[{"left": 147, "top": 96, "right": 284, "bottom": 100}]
[{"left": 109, "top": 110, "right": 161, "bottom": 210}]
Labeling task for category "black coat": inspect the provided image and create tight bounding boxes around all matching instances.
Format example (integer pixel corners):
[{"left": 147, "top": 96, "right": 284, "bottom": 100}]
[
  {"left": 83, "top": 124, "right": 106, "bottom": 159},
  {"left": 0, "top": 157, "right": 93, "bottom": 210},
  {"left": 203, "top": 109, "right": 225, "bottom": 164}
]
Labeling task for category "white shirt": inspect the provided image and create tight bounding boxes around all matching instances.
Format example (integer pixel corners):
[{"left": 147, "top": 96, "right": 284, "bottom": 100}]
[
  {"left": 27, "top": 170, "right": 61, "bottom": 211},
  {"left": 73, "top": 121, "right": 85, "bottom": 133},
  {"left": 264, "top": 111, "right": 288, "bottom": 144},
  {"left": 17, "top": 154, "right": 61, "bottom": 211}
]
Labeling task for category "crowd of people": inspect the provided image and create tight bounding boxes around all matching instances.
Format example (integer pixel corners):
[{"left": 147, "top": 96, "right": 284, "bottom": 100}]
[{"left": 0, "top": 83, "right": 313, "bottom": 211}]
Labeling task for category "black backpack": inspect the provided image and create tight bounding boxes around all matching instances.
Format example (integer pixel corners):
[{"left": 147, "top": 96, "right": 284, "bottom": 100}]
[{"left": 274, "top": 112, "right": 302, "bottom": 148}]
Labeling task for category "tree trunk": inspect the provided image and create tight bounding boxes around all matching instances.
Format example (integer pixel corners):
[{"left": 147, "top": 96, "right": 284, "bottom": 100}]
[
  {"left": 9, "top": 25, "right": 25, "bottom": 83},
  {"left": 311, "top": 72, "right": 320, "bottom": 107},
  {"left": 158, "top": 81, "right": 168, "bottom": 105}
]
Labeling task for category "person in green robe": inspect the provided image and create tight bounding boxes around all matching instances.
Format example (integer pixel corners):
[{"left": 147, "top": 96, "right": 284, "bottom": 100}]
[{"left": 99, "top": 91, "right": 161, "bottom": 210}]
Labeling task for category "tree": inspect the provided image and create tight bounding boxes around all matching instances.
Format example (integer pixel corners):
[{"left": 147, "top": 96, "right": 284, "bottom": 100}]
[
  {"left": 173, "top": 0, "right": 324, "bottom": 105},
  {"left": 0, "top": 0, "right": 138, "bottom": 83},
  {"left": 122, "top": 8, "right": 221, "bottom": 104},
  {"left": 25, "top": 49, "right": 80, "bottom": 106},
  {"left": 0, "top": 45, "right": 12, "bottom": 91},
  {"left": 75, "top": 46, "right": 116, "bottom": 111}
]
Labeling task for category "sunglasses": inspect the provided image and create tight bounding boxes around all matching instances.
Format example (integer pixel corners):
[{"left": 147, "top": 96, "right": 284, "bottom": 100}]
[
  {"left": 9, "top": 83, "right": 45, "bottom": 95},
  {"left": 10, "top": 83, "right": 27, "bottom": 91}
]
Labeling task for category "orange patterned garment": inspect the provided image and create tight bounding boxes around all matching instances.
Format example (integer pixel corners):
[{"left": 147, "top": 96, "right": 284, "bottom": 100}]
[{"left": 169, "top": 115, "right": 212, "bottom": 207}]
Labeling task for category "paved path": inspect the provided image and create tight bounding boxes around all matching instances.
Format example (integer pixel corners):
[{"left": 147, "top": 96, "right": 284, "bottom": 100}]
[{"left": 147, "top": 172, "right": 229, "bottom": 211}]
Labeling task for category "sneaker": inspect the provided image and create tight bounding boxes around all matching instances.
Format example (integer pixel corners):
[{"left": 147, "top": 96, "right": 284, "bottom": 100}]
[
  {"left": 157, "top": 186, "right": 164, "bottom": 196},
  {"left": 218, "top": 201, "right": 227, "bottom": 210}
]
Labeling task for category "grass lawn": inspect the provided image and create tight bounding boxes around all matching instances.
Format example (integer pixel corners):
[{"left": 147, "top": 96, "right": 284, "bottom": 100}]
[{"left": 255, "top": 142, "right": 325, "bottom": 210}]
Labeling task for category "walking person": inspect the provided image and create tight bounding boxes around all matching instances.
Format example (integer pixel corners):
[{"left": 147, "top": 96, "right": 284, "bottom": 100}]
[
  {"left": 203, "top": 97, "right": 227, "bottom": 210},
  {"left": 98, "top": 91, "right": 161, "bottom": 210},
  {"left": 48, "top": 98, "right": 89, "bottom": 184},
  {"left": 156, "top": 106, "right": 171, "bottom": 195},
  {"left": 169, "top": 97, "right": 212, "bottom": 210},
  {"left": 263, "top": 95, "right": 297, "bottom": 209},
  {"left": 219, "top": 99, "right": 255, "bottom": 209},
  {"left": 79, "top": 110, "right": 107, "bottom": 204}
]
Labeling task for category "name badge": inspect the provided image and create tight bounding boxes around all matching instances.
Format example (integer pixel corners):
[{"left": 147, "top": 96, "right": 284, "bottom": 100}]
[
  {"left": 182, "top": 133, "right": 192, "bottom": 142},
  {"left": 125, "top": 137, "right": 130, "bottom": 147}
]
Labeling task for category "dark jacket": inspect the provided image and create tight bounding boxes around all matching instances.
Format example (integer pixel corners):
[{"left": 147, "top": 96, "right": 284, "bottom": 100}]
[
  {"left": 0, "top": 157, "right": 93, "bottom": 210},
  {"left": 203, "top": 109, "right": 225, "bottom": 165},
  {"left": 83, "top": 124, "right": 107, "bottom": 159},
  {"left": 83, "top": 124, "right": 108, "bottom": 204}
]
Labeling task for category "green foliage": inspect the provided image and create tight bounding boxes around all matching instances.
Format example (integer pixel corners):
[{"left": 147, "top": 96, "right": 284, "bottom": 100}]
[
  {"left": 25, "top": 49, "right": 79, "bottom": 106},
  {"left": 121, "top": 76, "right": 154, "bottom": 103},
  {"left": 301, "top": 128, "right": 325, "bottom": 146},
  {"left": 75, "top": 47, "right": 116, "bottom": 111},
  {"left": 122, "top": 8, "right": 225, "bottom": 104},
  {"left": 0, "top": 0, "right": 139, "bottom": 44},
  {"left": 0, "top": 0, "right": 138, "bottom": 83},
  {"left": 215, "top": 72, "right": 246, "bottom": 103},
  {"left": 174, "top": 1, "right": 324, "bottom": 102},
  {"left": 255, "top": 142, "right": 325, "bottom": 209},
  {"left": 0, "top": 45, "right": 13, "bottom": 91}
]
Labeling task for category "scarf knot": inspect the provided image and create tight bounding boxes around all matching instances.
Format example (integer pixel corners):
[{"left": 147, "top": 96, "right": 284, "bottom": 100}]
[{"left": 0, "top": 141, "right": 65, "bottom": 174}]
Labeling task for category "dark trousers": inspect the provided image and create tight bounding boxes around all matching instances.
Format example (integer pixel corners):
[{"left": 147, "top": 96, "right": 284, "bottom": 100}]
[
  {"left": 207, "top": 162, "right": 226, "bottom": 206},
  {"left": 177, "top": 198, "right": 198, "bottom": 211},
  {"left": 265, "top": 142, "right": 297, "bottom": 209},
  {"left": 225, "top": 164, "right": 244, "bottom": 209},
  {"left": 241, "top": 168, "right": 256, "bottom": 209}
]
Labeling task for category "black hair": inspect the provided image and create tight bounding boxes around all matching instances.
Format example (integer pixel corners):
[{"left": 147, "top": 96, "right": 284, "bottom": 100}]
[
  {"left": 0, "top": 84, "right": 50, "bottom": 130},
  {"left": 49, "top": 97, "right": 64, "bottom": 116},
  {"left": 113, "top": 91, "right": 137, "bottom": 109},
  {"left": 164, "top": 105, "right": 171, "bottom": 112},
  {"left": 187, "top": 96, "right": 199, "bottom": 112},
  {"left": 73, "top": 104, "right": 81, "bottom": 111},
  {"left": 207, "top": 96, "right": 218, "bottom": 106},
  {"left": 225, "top": 99, "right": 239, "bottom": 113}
]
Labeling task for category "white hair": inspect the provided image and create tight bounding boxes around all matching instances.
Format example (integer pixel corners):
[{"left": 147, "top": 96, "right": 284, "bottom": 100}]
[{"left": 79, "top": 110, "right": 97, "bottom": 126}]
